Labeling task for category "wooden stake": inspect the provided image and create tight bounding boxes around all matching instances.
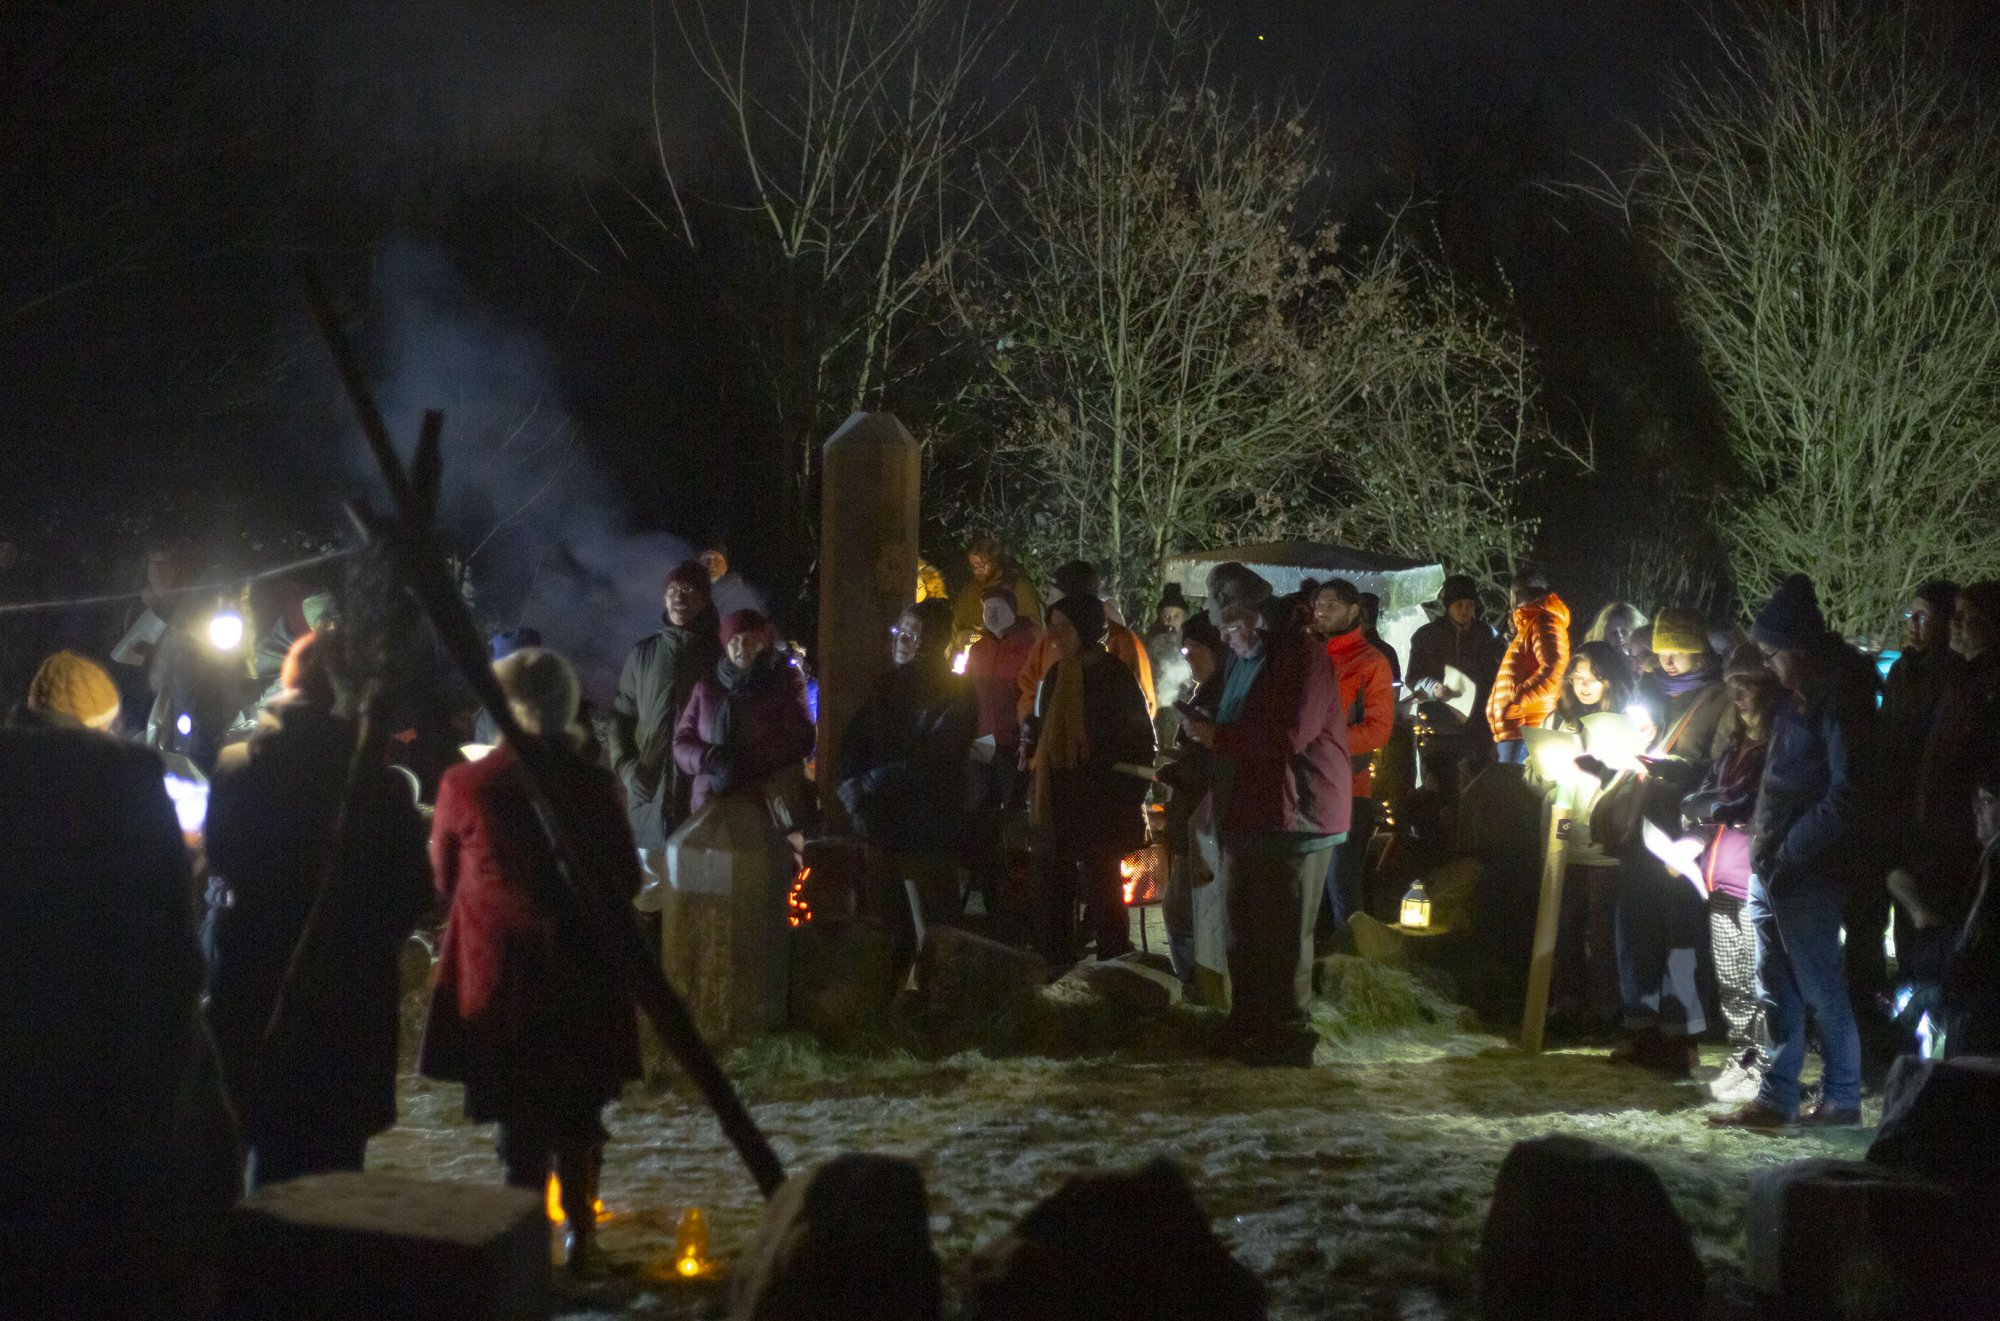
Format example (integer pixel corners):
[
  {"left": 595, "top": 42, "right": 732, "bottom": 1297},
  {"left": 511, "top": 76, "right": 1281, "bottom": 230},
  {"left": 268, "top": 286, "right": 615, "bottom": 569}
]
[
  {"left": 298, "top": 262, "right": 786, "bottom": 1198},
  {"left": 1519, "top": 804, "right": 1573, "bottom": 1053}
]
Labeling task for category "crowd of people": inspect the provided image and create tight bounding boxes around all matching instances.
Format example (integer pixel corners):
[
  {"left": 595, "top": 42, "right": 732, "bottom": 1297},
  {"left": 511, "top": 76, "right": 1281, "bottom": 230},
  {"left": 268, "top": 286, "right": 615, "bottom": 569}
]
[{"left": 6, "top": 526, "right": 2000, "bottom": 1306}]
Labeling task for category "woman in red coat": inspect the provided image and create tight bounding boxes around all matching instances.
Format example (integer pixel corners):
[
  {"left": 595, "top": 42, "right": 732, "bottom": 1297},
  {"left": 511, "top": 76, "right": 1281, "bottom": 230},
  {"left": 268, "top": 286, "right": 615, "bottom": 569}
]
[
  {"left": 419, "top": 648, "right": 641, "bottom": 1269},
  {"left": 673, "top": 609, "right": 816, "bottom": 814}
]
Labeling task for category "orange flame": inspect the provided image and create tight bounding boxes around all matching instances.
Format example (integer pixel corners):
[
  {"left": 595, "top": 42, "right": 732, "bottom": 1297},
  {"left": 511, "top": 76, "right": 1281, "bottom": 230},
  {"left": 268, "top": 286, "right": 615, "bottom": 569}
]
[
  {"left": 789, "top": 867, "right": 813, "bottom": 928},
  {"left": 1120, "top": 854, "right": 1139, "bottom": 905},
  {"left": 545, "top": 1174, "right": 605, "bottom": 1224}
]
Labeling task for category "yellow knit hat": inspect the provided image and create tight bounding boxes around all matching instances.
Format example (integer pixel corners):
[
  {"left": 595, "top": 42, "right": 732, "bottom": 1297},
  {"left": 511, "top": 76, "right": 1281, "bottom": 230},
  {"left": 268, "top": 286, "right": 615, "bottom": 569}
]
[
  {"left": 1649, "top": 608, "right": 1711, "bottom": 657},
  {"left": 28, "top": 651, "right": 122, "bottom": 728}
]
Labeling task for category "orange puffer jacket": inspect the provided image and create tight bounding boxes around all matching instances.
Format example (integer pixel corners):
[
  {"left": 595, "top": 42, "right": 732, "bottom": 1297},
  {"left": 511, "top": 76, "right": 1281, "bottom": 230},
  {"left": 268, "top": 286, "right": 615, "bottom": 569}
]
[{"left": 1487, "top": 592, "right": 1572, "bottom": 742}]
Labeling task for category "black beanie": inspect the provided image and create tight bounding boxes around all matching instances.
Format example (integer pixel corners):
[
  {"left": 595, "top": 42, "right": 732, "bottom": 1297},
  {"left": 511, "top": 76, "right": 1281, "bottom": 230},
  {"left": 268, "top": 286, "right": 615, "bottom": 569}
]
[
  {"left": 1439, "top": 574, "right": 1480, "bottom": 607},
  {"left": 1753, "top": 574, "right": 1826, "bottom": 651},
  {"left": 1051, "top": 591, "right": 1107, "bottom": 646}
]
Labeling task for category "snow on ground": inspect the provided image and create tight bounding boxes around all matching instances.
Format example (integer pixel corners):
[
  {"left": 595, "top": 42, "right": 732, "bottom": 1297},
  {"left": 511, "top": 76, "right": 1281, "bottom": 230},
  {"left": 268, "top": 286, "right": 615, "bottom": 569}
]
[{"left": 369, "top": 1000, "right": 1874, "bottom": 1320}]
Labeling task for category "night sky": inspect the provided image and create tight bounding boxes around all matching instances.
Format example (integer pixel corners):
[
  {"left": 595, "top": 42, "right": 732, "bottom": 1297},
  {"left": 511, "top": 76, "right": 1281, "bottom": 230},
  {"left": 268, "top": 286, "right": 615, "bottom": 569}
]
[{"left": 3, "top": 0, "right": 1725, "bottom": 614}]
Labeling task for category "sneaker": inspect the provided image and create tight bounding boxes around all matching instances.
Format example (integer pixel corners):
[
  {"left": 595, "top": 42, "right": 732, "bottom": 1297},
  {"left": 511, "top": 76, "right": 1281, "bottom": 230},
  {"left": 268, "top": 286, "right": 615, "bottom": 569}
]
[
  {"left": 1707, "top": 1100, "right": 1798, "bottom": 1132},
  {"left": 1707, "top": 1061, "right": 1763, "bottom": 1104},
  {"left": 1800, "top": 1101, "right": 1862, "bottom": 1127}
]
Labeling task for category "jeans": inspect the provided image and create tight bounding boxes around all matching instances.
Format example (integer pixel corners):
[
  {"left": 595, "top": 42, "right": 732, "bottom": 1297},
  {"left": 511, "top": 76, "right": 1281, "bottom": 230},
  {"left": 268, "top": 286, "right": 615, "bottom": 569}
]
[
  {"left": 1324, "top": 800, "right": 1371, "bottom": 927},
  {"left": 1495, "top": 739, "right": 1529, "bottom": 765},
  {"left": 1614, "top": 848, "right": 1709, "bottom": 1036},
  {"left": 1750, "top": 870, "right": 1862, "bottom": 1113}
]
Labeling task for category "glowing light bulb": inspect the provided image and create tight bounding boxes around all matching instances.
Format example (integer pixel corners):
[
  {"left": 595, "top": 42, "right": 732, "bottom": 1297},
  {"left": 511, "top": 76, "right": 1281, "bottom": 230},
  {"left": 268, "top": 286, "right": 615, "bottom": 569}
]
[
  {"left": 675, "top": 1206, "right": 709, "bottom": 1276},
  {"left": 208, "top": 610, "right": 245, "bottom": 651},
  {"left": 176, "top": 713, "right": 193, "bottom": 738}
]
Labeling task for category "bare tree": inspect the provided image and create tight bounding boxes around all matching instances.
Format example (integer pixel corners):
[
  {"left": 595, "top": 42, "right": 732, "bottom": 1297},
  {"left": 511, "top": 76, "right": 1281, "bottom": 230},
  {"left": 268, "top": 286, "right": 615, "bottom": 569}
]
[
  {"left": 956, "top": 28, "right": 1566, "bottom": 607},
  {"left": 652, "top": 0, "right": 1010, "bottom": 487},
  {"left": 1608, "top": 3, "right": 2000, "bottom": 637}
]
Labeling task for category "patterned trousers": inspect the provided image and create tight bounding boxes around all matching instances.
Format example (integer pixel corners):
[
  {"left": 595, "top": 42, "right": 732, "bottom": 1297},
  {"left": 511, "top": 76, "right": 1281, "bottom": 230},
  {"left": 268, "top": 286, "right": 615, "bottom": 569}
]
[{"left": 1709, "top": 892, "right": 1768, "bottom": 1070}]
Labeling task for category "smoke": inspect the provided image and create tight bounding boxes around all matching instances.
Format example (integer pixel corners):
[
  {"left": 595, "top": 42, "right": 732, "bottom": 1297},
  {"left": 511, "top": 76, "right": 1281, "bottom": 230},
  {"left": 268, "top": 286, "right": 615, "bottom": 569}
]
[{"left": 356, "top": 237, "right": 758, "bottom": 703}]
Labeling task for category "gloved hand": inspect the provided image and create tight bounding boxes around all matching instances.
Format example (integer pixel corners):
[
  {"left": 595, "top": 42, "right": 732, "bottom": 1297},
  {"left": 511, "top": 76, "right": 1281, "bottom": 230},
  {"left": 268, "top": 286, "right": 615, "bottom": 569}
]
[{"left": 701, "top": 743, "right": 736, "bottom": 793}]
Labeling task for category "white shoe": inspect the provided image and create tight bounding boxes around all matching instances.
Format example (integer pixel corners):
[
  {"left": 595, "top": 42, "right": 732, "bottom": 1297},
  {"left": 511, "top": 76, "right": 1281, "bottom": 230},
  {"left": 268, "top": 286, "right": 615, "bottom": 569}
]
[{"left": 1707, "top": 1060, "right": 1763, "bottom": 1104}]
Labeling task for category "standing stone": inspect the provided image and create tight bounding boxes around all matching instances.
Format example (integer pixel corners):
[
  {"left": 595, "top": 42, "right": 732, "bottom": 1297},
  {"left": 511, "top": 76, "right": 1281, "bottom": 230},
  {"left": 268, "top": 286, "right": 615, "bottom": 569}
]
[
  {"left": 729, "top": 1153, "right": 941, "bottom": 1321},
  {"left": 220, "top": 1172, "right": 547, "bottom": 1320},
  {"left": 1867, "top": 1055, "right": 2000, "bottom": 1191},
  {"left": 968, "top": 1158, "right": 1265, "bottom": 1321},
  {"left": 788, "top": 915, "right": 897, "bottom": 1040},
  {"left": 914, "top": 925, "right": 1046, "bottom": 1036},
  {"left": 1479, "top": 1134, "right": 1704, "bottom": 1321},
  {"left": 1743, "top": 1157, "right": 1988, "bottom": 1318},
  {"left": 661, "top": 797, "right": 793, "bottom": 1045},
  {"left": 816, "top": 412, "right": 920, "bottom": 825}
]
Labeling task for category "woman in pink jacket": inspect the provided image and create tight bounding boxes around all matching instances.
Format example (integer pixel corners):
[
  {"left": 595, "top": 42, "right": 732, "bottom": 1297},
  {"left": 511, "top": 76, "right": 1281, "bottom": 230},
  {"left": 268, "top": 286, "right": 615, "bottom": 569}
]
[{"left": 673, "top": 609, "right": 816, "bottom": 814}]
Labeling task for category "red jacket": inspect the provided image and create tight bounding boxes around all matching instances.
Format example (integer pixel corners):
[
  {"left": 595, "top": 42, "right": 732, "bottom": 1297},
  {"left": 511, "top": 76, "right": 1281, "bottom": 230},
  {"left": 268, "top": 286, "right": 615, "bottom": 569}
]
[
  {"left": 967, "top": 617, "right": 1038, "bottom": 743},
  {"left": 420, "top": 742, "right": 642, "bottom": 1119},
  {"left": 1487, "top": 593, "right": 1572, "bottom": 742},
  {"left": 1017, "top": 618, "right": 1156, "bottom": 720},
  {"left": 1326, "top": 628, "right": 1394, "bottom": 797},
  {"left": 1212, "top": 633, "right": 1352, "bottom": 838},
  {"left": 672, "top": 661, "right": 816, "bottom": 812}
]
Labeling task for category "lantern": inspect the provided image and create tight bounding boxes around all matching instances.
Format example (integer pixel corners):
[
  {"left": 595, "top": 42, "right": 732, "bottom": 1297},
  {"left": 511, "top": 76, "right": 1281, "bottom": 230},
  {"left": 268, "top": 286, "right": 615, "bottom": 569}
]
[{"left": 1399, "top": 880, "right": 1432, "bottom": 929}]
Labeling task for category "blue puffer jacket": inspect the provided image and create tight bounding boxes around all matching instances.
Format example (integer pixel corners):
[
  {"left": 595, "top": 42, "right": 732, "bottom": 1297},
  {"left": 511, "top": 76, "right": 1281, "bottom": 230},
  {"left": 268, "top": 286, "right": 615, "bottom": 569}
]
[{"left": 1750, "top": 634, "right": 1881, "bottom": 884}]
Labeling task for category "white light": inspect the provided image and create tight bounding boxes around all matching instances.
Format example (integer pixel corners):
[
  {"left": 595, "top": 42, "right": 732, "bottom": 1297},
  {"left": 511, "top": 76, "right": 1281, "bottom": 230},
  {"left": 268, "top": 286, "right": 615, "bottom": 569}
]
[
  {"left": 208, "top": 610, "right": 245, "bottom": 651},
  {"left": 951, "top": 648, "right": 970, "bottom": 675},
  {"left": 163, "top": 775, "right": 209, "bottom": 834},
  {"left": 459, "top": 743, "right": 497, "bottom": 762},
  {"left": 176, "top": 713, "right": 193, "bottom": 738}
]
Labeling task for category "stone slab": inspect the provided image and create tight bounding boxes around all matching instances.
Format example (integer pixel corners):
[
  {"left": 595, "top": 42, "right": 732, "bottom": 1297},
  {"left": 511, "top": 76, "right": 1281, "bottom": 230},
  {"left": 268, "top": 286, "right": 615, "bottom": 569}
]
[{"left": 220, "top": 1171, "right": 548, "bottom": 1320}]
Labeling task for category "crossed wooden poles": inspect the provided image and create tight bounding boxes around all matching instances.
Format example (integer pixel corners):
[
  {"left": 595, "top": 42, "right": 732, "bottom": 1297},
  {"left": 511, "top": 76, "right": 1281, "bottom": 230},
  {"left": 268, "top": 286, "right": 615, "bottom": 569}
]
[{"left": 296, "top": 261, "right": 786, "bottom": 1197}]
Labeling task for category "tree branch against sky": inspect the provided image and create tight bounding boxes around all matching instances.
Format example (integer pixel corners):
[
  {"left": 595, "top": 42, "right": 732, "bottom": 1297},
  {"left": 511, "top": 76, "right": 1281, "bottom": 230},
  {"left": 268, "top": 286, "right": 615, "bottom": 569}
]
[{"left": 1614, "top": 2, "right": 2000, "bottom": 637}]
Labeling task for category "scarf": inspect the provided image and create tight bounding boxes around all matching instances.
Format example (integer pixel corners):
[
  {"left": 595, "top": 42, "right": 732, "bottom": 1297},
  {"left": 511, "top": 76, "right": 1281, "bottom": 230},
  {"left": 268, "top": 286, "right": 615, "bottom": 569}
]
[
  {"left": 709, "top": 649, "right": 782, "bottom": 760},
  {"left": 1655, "top": 665, "right": 1713, "bottom": 699},
  {"left": 1031, "top": 655, "right": 1090, "bottom": 825}
]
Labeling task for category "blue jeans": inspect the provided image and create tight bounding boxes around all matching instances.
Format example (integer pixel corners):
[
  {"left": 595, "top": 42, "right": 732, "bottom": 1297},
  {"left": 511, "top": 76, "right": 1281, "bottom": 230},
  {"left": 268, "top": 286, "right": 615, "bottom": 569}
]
[
  {"left": 1749, "top": 870, "right": 1862, "bottom": 1113},
  {"left": 1495, "top": 739, "right": 1529, "bottom": 765}
]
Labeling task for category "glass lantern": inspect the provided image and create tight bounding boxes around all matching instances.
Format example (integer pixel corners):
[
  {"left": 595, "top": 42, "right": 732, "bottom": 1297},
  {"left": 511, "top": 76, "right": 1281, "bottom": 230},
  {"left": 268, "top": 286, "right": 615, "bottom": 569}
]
[{"left": 1399, "top": 880, "right": 1432, "bottom": 929}]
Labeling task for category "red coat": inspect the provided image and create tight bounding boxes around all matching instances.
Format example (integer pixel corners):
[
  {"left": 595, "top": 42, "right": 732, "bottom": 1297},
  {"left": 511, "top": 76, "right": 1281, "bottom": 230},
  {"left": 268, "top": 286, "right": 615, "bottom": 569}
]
[
  {"left": 1326, "top": 628, "right": 1394, "bottom": 797},
  {"left": 1212, "top": 633, "right": 1352, "bottom": 838},
  {"left": 1488, "top": 593, "right": 1572, "bottom": 741},
  {"left": 967, "top": 618, "right": 1038, "bottom": 743},
  {"left": 672, "top": 661, "right": 816, "bottom": 812},
  {"left": 419, "top": 742, "right": 642, "bottom": 1121}
]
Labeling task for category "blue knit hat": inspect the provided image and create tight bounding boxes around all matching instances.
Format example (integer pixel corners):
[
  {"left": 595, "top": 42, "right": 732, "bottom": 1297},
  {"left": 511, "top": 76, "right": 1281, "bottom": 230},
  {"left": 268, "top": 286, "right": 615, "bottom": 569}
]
[
  {"left": 490, "top": 627, "right": 543, "bottom": 661},
  {"left": 1752, "top": 575, "right": 1825, "bottom": 651}
]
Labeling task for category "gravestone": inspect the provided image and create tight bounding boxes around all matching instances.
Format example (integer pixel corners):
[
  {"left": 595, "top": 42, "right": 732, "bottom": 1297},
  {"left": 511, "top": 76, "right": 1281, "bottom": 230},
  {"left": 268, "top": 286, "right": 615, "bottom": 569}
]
[
  {"left": 661, "top": 796, "right": 793, "bottom": 1045},
  {"left": 220, "top": 1172, "right": 547, "bottom": 1320},
  {"left": 1479, "top": 1134, "right": 1703, "bottom": 1321},
  {"left": 729, "top": 1154, "right": 941, "bottom": 1321}
]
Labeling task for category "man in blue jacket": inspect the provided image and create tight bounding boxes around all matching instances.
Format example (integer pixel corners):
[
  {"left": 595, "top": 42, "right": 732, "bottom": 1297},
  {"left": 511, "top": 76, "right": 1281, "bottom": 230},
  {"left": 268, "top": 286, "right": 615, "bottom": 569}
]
[{"left": 1711, "top": 575, "right": 1877, "bottom": 1131}]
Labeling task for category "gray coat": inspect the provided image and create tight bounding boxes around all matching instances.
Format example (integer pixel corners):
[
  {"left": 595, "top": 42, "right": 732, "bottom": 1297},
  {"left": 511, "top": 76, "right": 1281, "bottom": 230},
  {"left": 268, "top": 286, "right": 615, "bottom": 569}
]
[{"left": 609, "top": 614, "right": 721, "bottom": 848}]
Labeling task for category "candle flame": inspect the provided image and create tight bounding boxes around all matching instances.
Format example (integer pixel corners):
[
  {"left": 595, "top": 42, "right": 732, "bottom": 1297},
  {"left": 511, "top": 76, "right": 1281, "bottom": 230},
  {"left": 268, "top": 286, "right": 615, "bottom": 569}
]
[{"left": 789, "top": 867, "right": 813, "bottom": 928}]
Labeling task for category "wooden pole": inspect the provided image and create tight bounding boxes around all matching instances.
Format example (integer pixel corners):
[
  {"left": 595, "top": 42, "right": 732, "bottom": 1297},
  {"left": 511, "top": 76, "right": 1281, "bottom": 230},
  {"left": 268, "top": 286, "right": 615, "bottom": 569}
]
[
  {"left": 298, "top": 262, "right": 787, "bottom": 1198},
  {"left": 1519, "top": 803, "right": 1573, "bottom": 1053}
]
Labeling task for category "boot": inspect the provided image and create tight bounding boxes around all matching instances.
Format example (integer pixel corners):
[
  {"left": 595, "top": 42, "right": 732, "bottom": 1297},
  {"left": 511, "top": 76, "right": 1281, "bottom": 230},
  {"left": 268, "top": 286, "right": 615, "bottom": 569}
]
[
  {"left": 1609, "top": 1024, "right": 1662, "bottom": 1065},
  {"left": 557, "top": 1144, "right": 604, "bottom": 1276}
]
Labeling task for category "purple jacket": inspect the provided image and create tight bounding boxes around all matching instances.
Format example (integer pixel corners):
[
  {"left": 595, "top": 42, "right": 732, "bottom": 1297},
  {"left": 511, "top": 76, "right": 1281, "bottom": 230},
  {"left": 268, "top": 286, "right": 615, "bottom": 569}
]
[{"left": 673, "top": 662, "right": 815, "bottom": 813}]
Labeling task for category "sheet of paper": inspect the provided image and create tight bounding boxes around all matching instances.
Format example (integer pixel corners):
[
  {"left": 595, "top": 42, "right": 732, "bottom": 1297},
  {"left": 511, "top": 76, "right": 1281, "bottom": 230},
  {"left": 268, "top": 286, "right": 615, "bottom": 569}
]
[
  {"left": 111, "top": 609, "right": 167, "bottom": 666},
  {"left": 1439, "top": 664, "right": 1476, "bottom": 720}
]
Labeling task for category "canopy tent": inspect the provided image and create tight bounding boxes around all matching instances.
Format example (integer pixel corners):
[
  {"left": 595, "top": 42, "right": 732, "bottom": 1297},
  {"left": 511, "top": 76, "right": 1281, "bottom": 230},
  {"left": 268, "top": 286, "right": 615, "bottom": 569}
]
[{"left": 1160, "top": 541, "right": 1446, "bottom": 675}]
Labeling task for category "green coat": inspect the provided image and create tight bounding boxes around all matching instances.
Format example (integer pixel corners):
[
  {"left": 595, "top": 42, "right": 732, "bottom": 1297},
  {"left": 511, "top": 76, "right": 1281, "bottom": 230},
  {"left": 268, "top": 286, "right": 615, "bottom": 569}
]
[{"left": 609, "top": 614, "right": 721, "bottom": 848}]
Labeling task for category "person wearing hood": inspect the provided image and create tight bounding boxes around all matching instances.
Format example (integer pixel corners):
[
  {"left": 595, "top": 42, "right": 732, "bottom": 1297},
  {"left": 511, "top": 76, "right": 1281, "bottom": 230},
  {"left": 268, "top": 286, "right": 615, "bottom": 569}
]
[
  {"left": 2, "top": 651, "right": 237, "bottom": 1313},
  {"left": 1487, "top": 564, "right": 1571, "bottom": 763},
  {"left": 1181, "top": 566, "right": 1349, "bottom": 1067},
  {"left": 610, "top": 561, "right": 722, "bottom": 872},
  {"left": 421, "top": 648, "right": 643, "bottom": 1270},
  {"left": 1312, "top": 578, "right": 1393, "bottom": 929},
  {"left": 202, "top": 629, "right": 434, "bottom": 1189},
  {"left": 838, "top": 599, "right": 978, "bottom": 946},
  {"left": 1020, "top": 592, "right": 1156, "bottom": 969},
  {"left": 673, "top": 609, "right": 816, "bottom": 815},
  {"left": 1710, "top": 575, "right": 1876, "bottom": 1132},
  {"left": 473, "top": 627, "right": 542, "bottom": 746}
]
